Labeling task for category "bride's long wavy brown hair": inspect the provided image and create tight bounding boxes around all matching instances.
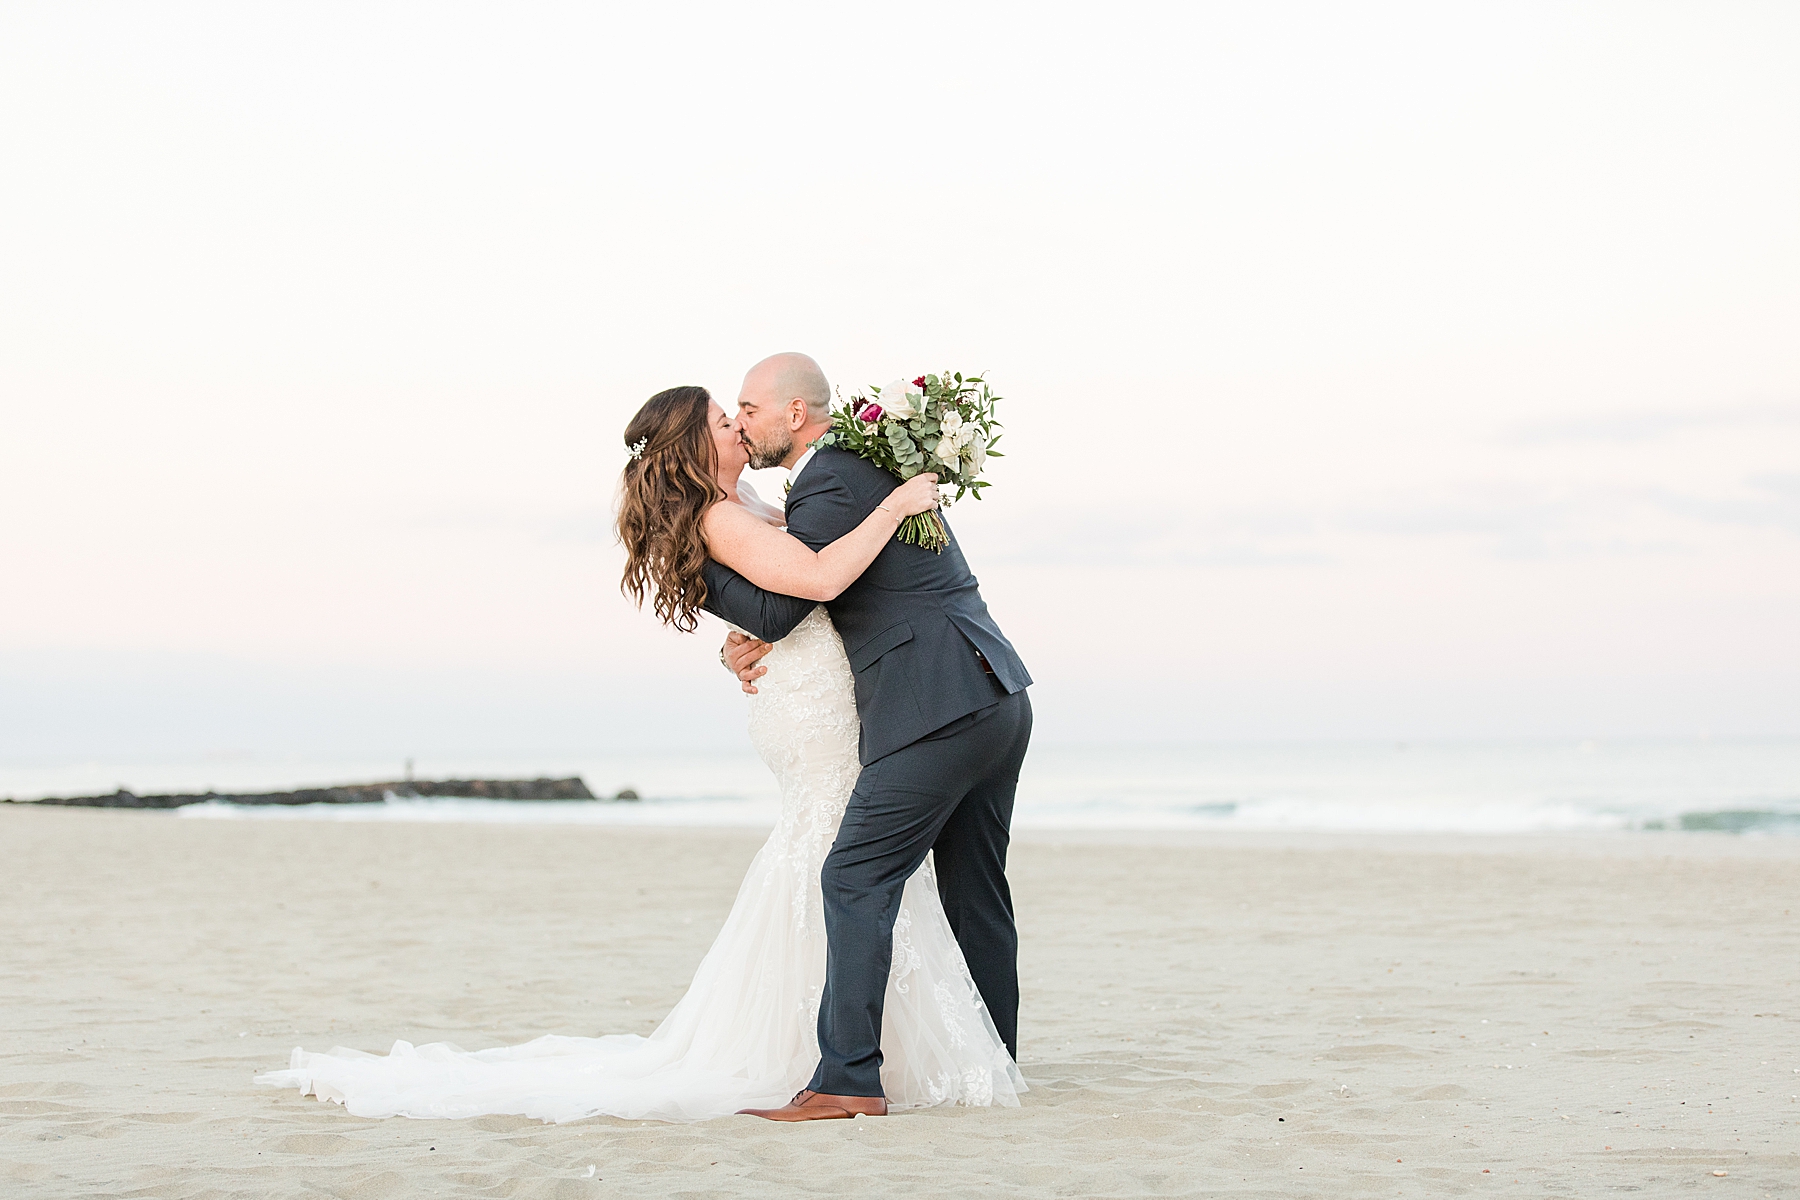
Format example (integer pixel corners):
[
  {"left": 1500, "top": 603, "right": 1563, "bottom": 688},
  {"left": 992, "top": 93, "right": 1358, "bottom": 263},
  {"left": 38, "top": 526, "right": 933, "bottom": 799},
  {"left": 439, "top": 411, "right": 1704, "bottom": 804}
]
[{"left": 616, "top": 386, "right": 723, "bottom": 632}]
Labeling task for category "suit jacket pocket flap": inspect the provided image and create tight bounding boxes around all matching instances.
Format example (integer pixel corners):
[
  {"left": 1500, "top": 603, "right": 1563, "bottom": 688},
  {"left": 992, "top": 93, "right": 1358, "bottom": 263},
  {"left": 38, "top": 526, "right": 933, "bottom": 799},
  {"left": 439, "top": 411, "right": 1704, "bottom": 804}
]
[{"left": 845, "top": 620, "right": 914, "bottom": 672}]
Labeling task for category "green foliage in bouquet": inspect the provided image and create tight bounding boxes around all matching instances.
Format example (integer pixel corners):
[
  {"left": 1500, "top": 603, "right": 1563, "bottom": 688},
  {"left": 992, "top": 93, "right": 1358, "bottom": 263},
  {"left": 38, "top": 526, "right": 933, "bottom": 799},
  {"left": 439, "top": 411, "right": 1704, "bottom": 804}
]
[{"left": 813, "top": 372, "right": 1004, "bottom": 553}]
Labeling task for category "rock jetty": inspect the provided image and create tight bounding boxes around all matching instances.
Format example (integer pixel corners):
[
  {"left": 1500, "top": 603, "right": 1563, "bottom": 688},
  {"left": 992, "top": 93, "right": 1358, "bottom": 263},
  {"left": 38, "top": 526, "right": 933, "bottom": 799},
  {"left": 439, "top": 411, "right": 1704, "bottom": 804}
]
[{"left": 8, "top": 777, "right": 599, "bottom": 809}]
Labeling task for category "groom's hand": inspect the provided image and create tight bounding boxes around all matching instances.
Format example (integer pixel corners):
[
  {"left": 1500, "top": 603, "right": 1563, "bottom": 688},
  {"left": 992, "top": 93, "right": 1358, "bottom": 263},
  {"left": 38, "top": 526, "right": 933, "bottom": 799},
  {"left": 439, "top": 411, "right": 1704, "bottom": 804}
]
[{"left": 723, "top": 631, "right": 773, "bottom": 695}]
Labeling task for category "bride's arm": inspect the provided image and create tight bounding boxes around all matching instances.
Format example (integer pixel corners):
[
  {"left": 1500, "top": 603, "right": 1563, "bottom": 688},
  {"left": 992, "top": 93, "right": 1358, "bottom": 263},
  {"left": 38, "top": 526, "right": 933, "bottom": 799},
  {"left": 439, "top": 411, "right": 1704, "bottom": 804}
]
[{"left": 704, "top": 472, "right": 939, "bottom": 602}]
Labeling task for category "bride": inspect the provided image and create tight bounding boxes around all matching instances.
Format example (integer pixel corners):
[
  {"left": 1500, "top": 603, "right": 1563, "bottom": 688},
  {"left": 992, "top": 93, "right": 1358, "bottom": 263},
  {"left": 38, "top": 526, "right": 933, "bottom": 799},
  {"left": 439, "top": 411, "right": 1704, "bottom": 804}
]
[{"left": 257, "top": 384, "right": 1025, "bottom": 1122}]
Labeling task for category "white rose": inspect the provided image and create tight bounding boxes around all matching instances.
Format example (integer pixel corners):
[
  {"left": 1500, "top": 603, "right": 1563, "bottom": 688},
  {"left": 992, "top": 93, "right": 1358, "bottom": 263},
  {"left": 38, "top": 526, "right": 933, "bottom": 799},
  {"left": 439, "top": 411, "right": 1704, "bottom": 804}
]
[
  {"left": 881, "top": 379, "right": 921, "bottom": 419},
  {"left": 938, "top": 409, "right": 963, "bottom": 438},
  {"left": 965, "top": 433, "right": 988, "bottom": 474},
  {"left": 935, "top": 438, "right": 962, "bottom": 468}
]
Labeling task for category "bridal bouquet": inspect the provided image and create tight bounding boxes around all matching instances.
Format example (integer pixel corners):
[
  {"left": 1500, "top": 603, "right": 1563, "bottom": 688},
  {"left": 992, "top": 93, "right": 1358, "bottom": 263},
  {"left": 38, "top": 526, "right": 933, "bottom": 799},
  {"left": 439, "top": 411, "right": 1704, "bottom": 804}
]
[{"left": 814, "top": 372, "right": 1003, "bottom": 553}]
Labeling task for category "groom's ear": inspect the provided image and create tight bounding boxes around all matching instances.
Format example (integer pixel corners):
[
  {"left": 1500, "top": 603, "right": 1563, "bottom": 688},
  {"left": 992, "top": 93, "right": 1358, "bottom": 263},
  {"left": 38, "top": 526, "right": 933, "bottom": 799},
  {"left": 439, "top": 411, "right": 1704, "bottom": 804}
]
[{"left": 787, "top": 397, "right": 809, "bottom": 430}]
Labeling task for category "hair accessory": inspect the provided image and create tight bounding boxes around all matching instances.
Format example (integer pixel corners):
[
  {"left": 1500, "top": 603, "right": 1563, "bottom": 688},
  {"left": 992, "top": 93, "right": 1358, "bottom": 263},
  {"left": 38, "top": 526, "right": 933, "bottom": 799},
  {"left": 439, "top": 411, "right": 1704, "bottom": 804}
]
[{"left": 627, "top": 436, "right": 648, "bottom": 461}]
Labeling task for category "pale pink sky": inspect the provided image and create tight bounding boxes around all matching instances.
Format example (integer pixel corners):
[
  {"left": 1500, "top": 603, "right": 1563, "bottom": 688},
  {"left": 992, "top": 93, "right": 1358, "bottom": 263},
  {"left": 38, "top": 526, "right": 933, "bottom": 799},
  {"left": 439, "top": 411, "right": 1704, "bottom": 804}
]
[{"left": 1, "top": 2, "right": 1796, "bottom": 764}]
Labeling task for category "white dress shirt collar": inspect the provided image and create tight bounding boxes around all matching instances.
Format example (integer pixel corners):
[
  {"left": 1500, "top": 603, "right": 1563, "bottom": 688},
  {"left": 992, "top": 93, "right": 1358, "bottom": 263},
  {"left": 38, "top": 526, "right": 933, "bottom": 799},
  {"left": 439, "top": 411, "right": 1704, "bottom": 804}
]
[{"left": 786, "top": 445, "right": 819, "bottom": 488}]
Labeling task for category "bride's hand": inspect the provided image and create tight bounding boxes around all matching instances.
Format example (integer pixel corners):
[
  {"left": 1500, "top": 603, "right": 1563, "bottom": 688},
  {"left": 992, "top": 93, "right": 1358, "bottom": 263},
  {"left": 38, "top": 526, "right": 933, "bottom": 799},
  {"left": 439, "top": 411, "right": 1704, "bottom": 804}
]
[{"left": 885, "top": 472, "right": 941, "bottom": 518}]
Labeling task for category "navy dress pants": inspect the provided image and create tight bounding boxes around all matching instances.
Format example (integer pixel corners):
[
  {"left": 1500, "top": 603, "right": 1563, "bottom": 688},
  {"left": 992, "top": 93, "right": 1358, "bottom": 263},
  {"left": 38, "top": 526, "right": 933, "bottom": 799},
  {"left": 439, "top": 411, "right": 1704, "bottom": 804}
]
[{"left": 808, "top": 687, "right": 1033, "bottom": 1098}]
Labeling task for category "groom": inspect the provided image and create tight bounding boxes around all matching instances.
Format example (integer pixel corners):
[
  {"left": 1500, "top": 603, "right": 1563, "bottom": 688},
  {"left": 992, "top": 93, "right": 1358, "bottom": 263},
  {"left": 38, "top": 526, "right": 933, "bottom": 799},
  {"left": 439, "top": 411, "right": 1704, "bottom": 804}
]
[{"left": 701, "top": 352, "right": 1033, "bottom": 1122}]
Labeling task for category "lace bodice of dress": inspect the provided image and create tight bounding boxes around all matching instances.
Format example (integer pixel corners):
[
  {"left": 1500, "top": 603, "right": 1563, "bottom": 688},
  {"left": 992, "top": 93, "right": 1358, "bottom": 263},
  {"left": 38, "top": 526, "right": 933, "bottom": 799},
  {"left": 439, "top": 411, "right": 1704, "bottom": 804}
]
[{"left": 743, "top": 605, "right": 862, "bottom": 922}]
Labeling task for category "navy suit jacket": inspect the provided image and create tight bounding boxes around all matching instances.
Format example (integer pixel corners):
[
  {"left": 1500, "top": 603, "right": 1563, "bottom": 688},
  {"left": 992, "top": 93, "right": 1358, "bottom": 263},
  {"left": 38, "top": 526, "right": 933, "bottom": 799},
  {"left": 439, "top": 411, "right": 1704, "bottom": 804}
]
[{"left": 703, "top": 447, "right": 1030, "bottom": 765}]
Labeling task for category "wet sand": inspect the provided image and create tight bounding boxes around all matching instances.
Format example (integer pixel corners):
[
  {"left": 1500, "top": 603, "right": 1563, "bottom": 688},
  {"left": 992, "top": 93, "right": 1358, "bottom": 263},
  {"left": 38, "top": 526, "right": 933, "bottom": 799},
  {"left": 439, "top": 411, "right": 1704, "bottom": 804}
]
[{"left": 3, "top": 806, "right": 1796, "bottom": 1198}]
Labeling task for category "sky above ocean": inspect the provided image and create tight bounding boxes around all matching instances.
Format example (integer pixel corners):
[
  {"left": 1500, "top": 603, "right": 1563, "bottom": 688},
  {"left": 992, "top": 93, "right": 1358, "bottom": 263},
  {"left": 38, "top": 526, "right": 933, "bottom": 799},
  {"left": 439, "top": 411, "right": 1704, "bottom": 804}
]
[{"left": 1, "top": 2, "right": 1796, "bottom": 761}]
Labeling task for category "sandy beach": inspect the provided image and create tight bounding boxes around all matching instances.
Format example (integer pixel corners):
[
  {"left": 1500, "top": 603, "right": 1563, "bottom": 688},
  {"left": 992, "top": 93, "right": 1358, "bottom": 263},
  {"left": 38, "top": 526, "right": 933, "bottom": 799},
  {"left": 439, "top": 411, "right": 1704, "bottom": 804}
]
[{"left": 2, "top": 806, "right": 1796, "bottom": 1198}]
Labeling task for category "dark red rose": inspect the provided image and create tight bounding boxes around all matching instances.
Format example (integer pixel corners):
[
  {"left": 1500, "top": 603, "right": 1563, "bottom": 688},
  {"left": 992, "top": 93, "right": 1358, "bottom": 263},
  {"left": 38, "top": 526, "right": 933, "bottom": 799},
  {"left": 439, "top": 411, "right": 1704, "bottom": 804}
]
[
  {"left": 913, "top": 376, "right": 927, "bottom": 388},
  {"left": 860, "top": 403, "right": 883, "bottom": 422}
]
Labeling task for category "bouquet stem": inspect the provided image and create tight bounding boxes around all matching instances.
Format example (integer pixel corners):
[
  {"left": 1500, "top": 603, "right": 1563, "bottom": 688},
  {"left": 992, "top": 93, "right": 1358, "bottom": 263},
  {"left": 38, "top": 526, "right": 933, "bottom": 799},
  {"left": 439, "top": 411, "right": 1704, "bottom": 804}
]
[{"left": 897, "top": 511, "right": 949, "bottom": 553}]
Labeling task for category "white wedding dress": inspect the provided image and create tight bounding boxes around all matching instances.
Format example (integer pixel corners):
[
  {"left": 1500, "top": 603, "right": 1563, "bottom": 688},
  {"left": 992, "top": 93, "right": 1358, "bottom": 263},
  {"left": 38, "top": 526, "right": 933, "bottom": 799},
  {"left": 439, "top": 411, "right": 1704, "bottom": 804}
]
[{"left": 257, "top": 605, "right": 1025, "bottom": 1122}]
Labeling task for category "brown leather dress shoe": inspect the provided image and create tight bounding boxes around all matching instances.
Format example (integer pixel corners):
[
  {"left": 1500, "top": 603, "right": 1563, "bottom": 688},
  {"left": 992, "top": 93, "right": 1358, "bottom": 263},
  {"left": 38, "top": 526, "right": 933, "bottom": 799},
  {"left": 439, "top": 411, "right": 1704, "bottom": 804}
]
[{"left": 738, "top": 1089, "right": 889, "bottom": 1122}]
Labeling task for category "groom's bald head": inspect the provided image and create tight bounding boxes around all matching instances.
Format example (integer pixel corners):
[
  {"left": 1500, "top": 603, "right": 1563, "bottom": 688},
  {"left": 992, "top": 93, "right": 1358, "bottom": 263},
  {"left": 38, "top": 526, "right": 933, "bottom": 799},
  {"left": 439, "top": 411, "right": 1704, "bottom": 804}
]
[
  {"left": 734, "top": 352, "right": 834, "bottom": 470},
  {"left": 743, "top": 352, "right": 831, "bottom": 422}
]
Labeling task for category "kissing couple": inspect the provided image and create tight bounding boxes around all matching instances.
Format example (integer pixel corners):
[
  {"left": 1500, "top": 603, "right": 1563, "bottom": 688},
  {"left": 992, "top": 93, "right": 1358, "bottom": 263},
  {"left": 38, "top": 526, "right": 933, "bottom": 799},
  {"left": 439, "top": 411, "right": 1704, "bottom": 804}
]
[{"left": 259, "top": 352, "right": 1034, "bottom": 1123}]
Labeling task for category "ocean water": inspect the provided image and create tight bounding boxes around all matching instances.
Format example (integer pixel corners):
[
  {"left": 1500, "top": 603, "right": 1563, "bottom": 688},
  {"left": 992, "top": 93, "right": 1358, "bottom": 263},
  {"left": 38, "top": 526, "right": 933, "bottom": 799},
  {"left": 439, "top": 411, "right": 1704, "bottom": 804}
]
[{"left": 5, "top": 740, "right": 1797, "bottom": 835}]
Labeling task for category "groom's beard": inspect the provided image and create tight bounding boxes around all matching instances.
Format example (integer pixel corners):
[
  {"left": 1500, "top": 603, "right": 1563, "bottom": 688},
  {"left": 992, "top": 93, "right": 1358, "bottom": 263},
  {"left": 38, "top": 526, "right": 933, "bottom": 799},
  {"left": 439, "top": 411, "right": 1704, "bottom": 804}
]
[{"left": 743, "top": 428, "right": 793, "bottom": 471}]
